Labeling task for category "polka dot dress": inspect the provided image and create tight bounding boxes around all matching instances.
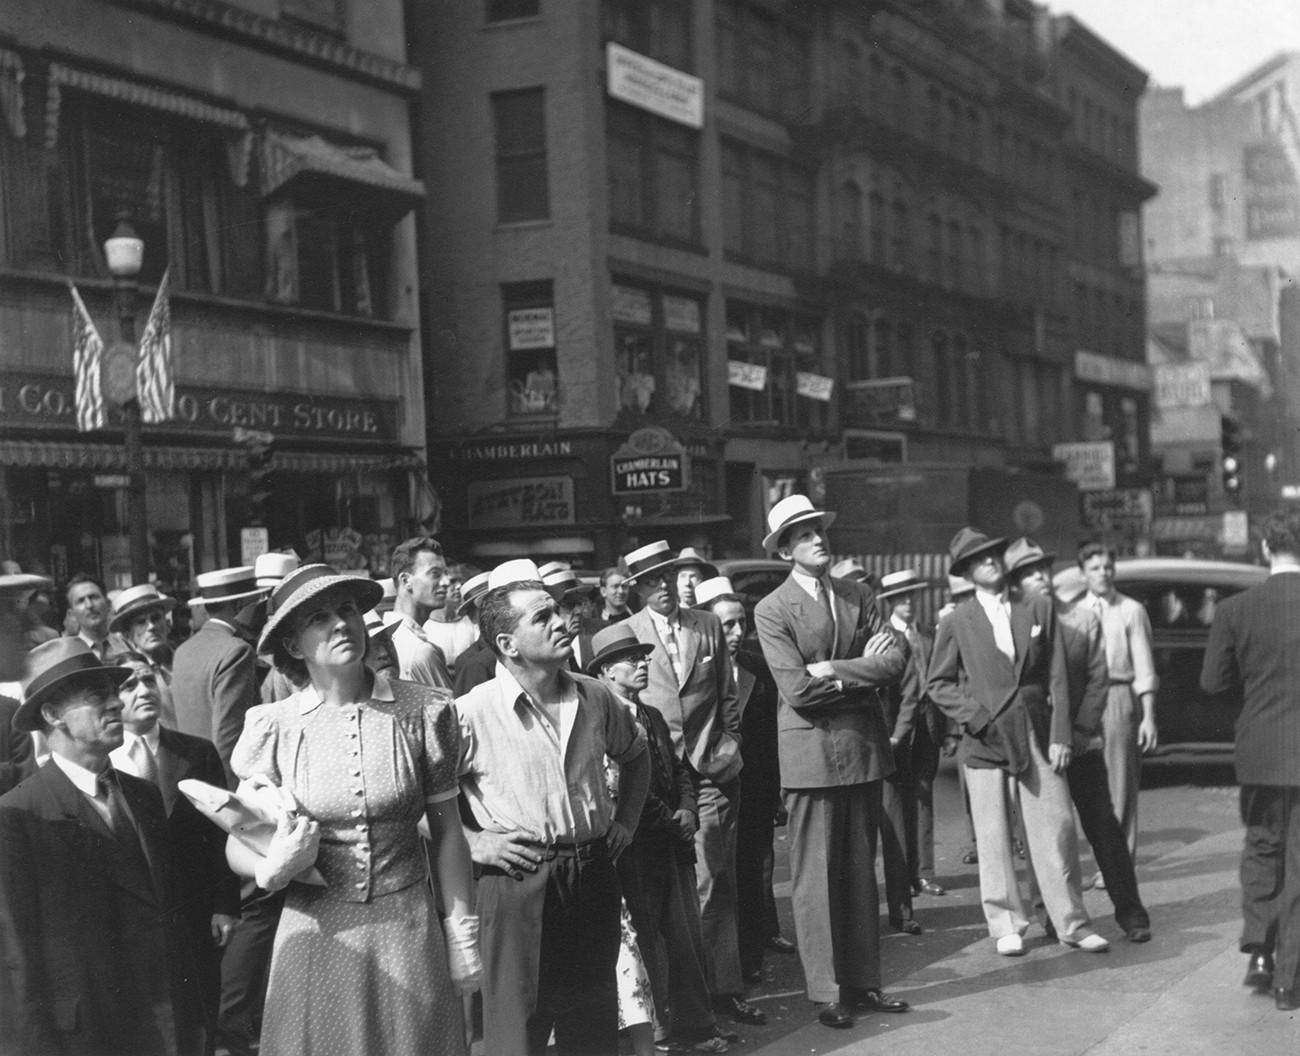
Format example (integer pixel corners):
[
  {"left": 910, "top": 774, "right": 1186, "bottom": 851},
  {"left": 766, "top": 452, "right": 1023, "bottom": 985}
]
[{"left": 233, "top": 679, "right": 465, "bottom": 1056}]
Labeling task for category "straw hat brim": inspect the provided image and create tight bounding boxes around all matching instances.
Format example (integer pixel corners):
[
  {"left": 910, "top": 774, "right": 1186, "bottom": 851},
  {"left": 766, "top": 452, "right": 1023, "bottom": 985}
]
[
  {"left": 109, "top": 596, "right": 178, "bottom": 633},
  {"left": 762, "top": 509, "right": 836, "bottom": 552},
  {"left": 878, "top": 580, "right": 928, "bottom": 601},
  {"left": 623, "top": 555, "right": 678, "bottom": 584},
  {"left": 257, "top": 575, "right": 385, "bottom": 655},
  {"left": 188, "top": 586, "right": 268, "bottom": 609}
]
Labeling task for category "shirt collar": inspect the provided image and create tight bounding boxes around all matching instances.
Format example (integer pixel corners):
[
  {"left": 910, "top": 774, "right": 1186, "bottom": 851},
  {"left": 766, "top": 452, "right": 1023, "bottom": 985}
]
[
  {"left": 890, "top": 613, "right": 910, "bottom": 633},
  {"left": 77, "top": 630, "right": 106, "bottom": 652},
  {"left": 647, "top": 606, "right": 680, "bottom": 632},
  {"left": 297, "top": 670, "right": 391, "bottom": 715},
  {"left": 49, "top": 750, "right": 108, "bottom": 797},
  {"left": 129, "top": 725, "right": 161, "bottom": 753},
  {"left": 974, "top": 589, "right": 1009, "bottom": 616},
  {"left": 1088, "top": 589, "right": 1116, "bottom": 606},
  {"left": 494, "top": 663, "right": 578, "bottom": 713},
  {"left": 791, "top": 567, "right": 826, "bottom": 599}
]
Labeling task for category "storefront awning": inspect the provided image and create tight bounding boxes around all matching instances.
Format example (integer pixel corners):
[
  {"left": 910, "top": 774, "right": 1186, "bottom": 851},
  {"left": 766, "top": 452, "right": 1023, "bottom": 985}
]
[
  {"left": 261, "top": 130, "right": 425, "bottom": 208},
  {"left": 0, "top": 440, "right": 422, "bottom": 474}
]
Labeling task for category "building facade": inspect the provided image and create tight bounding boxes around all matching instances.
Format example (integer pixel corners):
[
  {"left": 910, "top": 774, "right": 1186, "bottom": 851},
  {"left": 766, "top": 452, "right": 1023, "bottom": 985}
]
[
  {"left": 412, "top": 0, "right": 1154, "bottom": 567},
  {"left": 0, "top": 0, "right": 429, "bottom": 594}
]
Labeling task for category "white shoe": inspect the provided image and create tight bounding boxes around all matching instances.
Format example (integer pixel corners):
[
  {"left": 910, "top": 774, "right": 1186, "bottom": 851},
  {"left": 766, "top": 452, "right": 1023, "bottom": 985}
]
[
  {"left": 996, "top": 934, "right": 1026, "bottom": 956},
  {"left": 1061, "top": 932, "right": 1110, "bottom": 953}
]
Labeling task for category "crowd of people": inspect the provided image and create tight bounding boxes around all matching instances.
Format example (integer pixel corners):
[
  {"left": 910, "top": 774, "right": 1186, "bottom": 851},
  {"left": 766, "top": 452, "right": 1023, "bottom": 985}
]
[{"left": 1, "top": 493, "right": 1297, "bottom": 1056}]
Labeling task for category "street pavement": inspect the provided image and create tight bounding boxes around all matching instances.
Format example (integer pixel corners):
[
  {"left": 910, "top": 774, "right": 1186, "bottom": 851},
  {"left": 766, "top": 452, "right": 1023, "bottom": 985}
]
[{"left": 724, "top": 759, "right": 1298, "bottom": 1055}]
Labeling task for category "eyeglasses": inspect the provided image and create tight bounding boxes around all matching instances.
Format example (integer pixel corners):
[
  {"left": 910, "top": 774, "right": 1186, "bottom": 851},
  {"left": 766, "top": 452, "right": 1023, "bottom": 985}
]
[{"left": 611, "top": 655, "right": 650, "bottom": 667}]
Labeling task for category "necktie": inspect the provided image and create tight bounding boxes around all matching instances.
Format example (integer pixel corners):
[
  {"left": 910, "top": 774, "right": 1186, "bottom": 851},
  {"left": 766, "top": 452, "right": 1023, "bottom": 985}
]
[
  {"left": 132, "top": 737, "right": 159, "bottom": 785},
  {"left": 818, "top": 579, "right": 836, "bottom": 636},
  {"left": 662, "top": 622, "right": 684, "bottom": 683},
  {"left": 98, "top": 768, "right": 155, "bottom": 890},
  {"left": 989, "top": 599, "right": 1015, "bottom": 662}
]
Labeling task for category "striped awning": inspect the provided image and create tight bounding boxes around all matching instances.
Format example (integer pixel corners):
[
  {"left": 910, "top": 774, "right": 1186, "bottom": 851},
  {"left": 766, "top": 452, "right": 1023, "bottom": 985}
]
[
  {"left": 261, "top": 130, "right": 424, "bottom": 204},
  {"left": 0, "top": 440, "right": 422, "bottom": 475},
  {"left": 45, "top": 63, "right": 250, "bottom": 149}
]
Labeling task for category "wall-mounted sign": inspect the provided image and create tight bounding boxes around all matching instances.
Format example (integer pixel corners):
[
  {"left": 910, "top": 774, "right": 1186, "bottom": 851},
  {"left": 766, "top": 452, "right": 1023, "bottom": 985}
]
[
  {"left": 507, "top": 307, "right": 555, "bottom": 350},
  {"left": 845, "top": 376, "right": 917, "bottom": 423},
  {"left": 1074, "top": 350, "right": 1152, "bottom": 392},
  {"left": 1154, "top": 362, "right": 1211, "bottom": 409},
  {"left": 662, "top": 295, "right": 701, "bottom": 334},
  {"left": 611, "top": 284, "right": 653, "bottom": 326},
  {"left": 611, "top": 426, "right": 687, "bottom": 495},
  {"left": 796, "top": 372, "right": 834, "bottom": 402},
  {"left": 1053, "top": 441, "right": 1116, "bottom": 492},
  {"left": 1246, "top": 194, "right": 1300, "bottom": 240},
  {"left": 606, "top": 42, "right": 704, "bottom": 129},
  {"left": 728, "top": 360, "right": 767, "bottom": 391},
  {"left": 468, "top": 476, "right": 575, "bottom": 530}
]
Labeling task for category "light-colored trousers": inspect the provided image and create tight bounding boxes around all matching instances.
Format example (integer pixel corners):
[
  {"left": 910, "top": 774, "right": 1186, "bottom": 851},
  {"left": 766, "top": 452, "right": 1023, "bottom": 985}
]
[
  {"left": 695, "top": 778, "right": 743, "bottom": 996},
  {"left": 1102, "top": 683, "right": 1141, "bottom": 857},
  {"left": 964, "top": 735, "right": 1091, "bottom": 941}
]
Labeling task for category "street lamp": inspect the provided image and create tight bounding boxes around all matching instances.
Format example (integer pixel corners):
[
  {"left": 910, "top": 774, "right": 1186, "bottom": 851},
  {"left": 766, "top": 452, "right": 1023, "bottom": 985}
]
[{"left": 104, "top": 215, "right": 150, "bottom": 583}]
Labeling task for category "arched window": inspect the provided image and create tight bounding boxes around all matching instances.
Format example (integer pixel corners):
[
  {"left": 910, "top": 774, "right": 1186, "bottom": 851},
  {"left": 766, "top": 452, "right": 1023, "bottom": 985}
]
[
  {"left": 867, "top": 189, "right": 886, "bottom": 264},
  {"left": 837, "top": 180, "right": 863, "bottom": 260},
  {"left": 932, "top": 330, "right": 952, "bottom": 427},
  {"left": 890, "top": 198, "right": 910, "bottom": 272}
]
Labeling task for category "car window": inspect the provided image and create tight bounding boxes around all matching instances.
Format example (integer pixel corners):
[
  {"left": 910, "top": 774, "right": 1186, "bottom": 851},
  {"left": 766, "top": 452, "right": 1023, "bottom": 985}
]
[{"left": 1119, "top": 580, "right": 1246, "bottom": 632}]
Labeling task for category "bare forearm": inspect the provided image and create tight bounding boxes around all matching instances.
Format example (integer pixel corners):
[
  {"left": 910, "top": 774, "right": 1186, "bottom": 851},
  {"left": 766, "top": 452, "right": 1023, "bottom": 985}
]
[{"left": 427, "top": 800, "right": 475, "bottom": 918}]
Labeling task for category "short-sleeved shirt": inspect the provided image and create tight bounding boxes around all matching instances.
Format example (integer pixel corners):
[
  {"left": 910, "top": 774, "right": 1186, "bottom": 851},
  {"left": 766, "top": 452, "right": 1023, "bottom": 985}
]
[
  {"left": 455, "top": 665, "right": 646, "bottom": 844},
  {"left": 390, "top": 616, "right": 452, "bottom": 689},
  {"left": 232, "top": 673, "right": 459, "bottom": 903}
]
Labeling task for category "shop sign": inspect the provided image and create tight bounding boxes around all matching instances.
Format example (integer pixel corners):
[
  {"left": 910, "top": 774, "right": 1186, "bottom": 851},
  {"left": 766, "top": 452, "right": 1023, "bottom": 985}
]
[
  {"left": 450, "top": 437, "right": 575, "bottom": 462},
  {"left": 1053, "top": 441, "right": 1115, "bottom": 492},
  {"left": 1074, "top": 350, "right": 1152, "bottom": 392},
  {"left": 0, "top": 370, "right": 398, "bottom": 444},
  {"left": 796, "top": 372, "right": 834, "bottom": 402},
  {"left": 845, "top": 376, "right": 917, "bottom": 423},
  {"left": 1152, "top": 515, "right": 1220, "bottom": 542},
  {"left": 1081, "top": 488, "right": 1152, "bottom": 531},
  {"left": 467, "top": 476, "right": 575, "bottom": 530},
  {"left": 611, "top": 284, "right": 653, "bottom": 326},
  {"left": 1154, "top": 362, "right": 1211, "bottom": 408},
  {"left": 606, "top": 42, "right": 704, "bottom": 129},
  {"left": 304, "top": 526, "right": 368, "bottom": 571},
  {"left": 1223, "top": 510, "right": 1250, "bottom": 551},
  {"left": 728, "top": 360, "right": 767, "bottom": 391},
  {"left": 1246, "top": 193, "right": 1300, "bottom": 240},
  {"left": 240, "top": 527, "right": 270, "bottom": 565},
  {"left": 611, "top": 426, "right": 687, "bottom": 495},
  {"left": 662, "top": 295, "right": 701, "bottom": 334},
  {"left": 507, "top": 307, "right": 555, "bottom": 350}
]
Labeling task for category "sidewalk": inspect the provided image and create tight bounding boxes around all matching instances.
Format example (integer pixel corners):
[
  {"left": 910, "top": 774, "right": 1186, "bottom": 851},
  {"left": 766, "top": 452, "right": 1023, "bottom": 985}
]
[{"left": 744, "top": 809, "right": 1297, "bottom": 1055}]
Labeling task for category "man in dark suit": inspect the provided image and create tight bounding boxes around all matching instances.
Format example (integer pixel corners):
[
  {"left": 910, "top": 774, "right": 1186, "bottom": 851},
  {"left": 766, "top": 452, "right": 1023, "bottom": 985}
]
[
  {"left": 928, "top": 528, "right": 1105, "bottom": 957},
  {"left": 0, "top": 639, "right": 204, "bottom": 1056},
  {"left": 110, "top": 654, "right": 241, "bottom": 1039},
  {"left": 1201, "top": 507, "right": 1300, "bottom": 1011},
  {"left": 754, "top": 495, "right": 910, "bottom": 1030},
  {"left": 624, "top": 540, "right": 758, "bottom": 1027},
  {"left": 696, "top": 575, "right": 792, "bottom": 983},
  {"left": 0, "top": 573, "right": 47, "bottom": 794}
]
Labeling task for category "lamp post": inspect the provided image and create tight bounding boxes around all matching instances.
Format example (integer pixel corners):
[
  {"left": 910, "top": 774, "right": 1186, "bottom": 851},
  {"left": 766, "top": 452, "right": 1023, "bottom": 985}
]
[{"left": 103, "top": 216, "right": 150, "bottom": 583}]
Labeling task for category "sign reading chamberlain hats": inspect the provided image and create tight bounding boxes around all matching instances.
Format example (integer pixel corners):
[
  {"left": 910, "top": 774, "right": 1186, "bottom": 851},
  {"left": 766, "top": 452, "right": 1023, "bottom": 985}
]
[{"left": 611, "top": 427, "right": 687, "bottom": 495}]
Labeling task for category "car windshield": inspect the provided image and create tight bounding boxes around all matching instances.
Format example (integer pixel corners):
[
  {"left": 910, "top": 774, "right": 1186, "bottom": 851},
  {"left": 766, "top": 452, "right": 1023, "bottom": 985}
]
[{"left": 1118, "top": 580, "right": 1247, "bottom": 632}]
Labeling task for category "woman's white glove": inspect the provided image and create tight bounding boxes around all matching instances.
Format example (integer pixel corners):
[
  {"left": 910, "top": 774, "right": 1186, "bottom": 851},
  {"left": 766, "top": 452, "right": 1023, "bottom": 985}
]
[
  {"left": 254, "top": 811, "right": 321, "bottom": 893},
  {"left": 443, "top": 915, "right": 483, "bottom": 995}
]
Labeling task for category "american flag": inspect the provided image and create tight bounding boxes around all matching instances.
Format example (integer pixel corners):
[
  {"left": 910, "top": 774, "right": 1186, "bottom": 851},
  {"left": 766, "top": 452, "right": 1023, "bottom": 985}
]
[
  {"left": 137, "top": 267, "right": 174, "bottom": 423},
  {"left": 70, "top": 284, "right": 106, "bottom": 432}
]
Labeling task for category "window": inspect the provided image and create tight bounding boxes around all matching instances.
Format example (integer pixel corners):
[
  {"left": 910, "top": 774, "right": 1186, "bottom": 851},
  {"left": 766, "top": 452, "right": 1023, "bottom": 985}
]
[
  {"left": 932, "top": 332, "right": 952, "bottom": 427},
  {"left": 867, "top": 189, "right": 885, "bottom": 264},
  {"left": 492, "top": 89, "right": 549, "bottom": 222},
  {"left": 613, "top": 282, "right": 705, "bottom": 420},
  {"left": 838, "top": 181, "right": 863, "bottom": 260},
  {"left": 890, "top": 199, "right": 911, "bottom": 272},
  {"left": 604, "top": 0, "right": 692, "bottom": 70},
  {"left": 946, "top": 220, "right": 963, "bottom": 290},
  {"left": 926, "top": 213, "right": 942, "bottom": 283},
  {"left": 266, "top": 202, "right": 385, "bottom": 316},
  {"left": 486, "top": 0, "right": 540, "bottom": 21},
  {"left": 715, "top": 0, "right": 810, "bottom": 120},
  {"left": 727, "top": 301, "right": 827, "bottom": 430},
  {"left": 608, "top": 102, "right": 700, "bottom": 243},
  {"left": 720, "top": 141, "right": 815, "bottom": 270},
  {"left": 503, "top": 281, "right": 558, "bottom": 417}
]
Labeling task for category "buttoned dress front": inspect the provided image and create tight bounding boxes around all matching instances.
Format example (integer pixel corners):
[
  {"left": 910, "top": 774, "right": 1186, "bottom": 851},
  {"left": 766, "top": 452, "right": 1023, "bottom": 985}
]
[{"left": 232, "top": 675, "right": 464, "bottom": 1056}]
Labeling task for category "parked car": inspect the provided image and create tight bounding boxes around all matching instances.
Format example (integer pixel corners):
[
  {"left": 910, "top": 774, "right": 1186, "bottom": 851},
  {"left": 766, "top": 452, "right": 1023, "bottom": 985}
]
[
  {"left": 713, "top": 558, "right": 791, "bottom": 615},
  {"left": 1111, "top": 557, "right": 1266, "bottom": 755}
]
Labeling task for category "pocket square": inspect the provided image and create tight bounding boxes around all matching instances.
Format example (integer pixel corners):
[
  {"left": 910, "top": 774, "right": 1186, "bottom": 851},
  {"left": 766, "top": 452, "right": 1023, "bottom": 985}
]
[{"left": 1029, "top": 624, "right": 1042, "bottom": 638}]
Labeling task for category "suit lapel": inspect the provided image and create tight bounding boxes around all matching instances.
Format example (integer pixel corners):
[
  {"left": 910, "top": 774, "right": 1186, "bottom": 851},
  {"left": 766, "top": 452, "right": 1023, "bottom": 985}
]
[
  {"left": 964, "top": 596, "right": 1014, "bottom": 678},
  {"left": 634, "top": 610, "right": 677, "bottom": 687},
  {"left": 831, "top": 579, "right": 858, "bottom": 658},
  {"left": 736, "top": 663, "right": 755, "bottom": 719},
  {"left": 676, "top": 610, "right": 701, "bottom": 688},
  {"left": 119, "top": 774, "right": 168, "bottom": 903},
  {"left": 1010, "top": 600, "right": 1034, "bottom": 681}
]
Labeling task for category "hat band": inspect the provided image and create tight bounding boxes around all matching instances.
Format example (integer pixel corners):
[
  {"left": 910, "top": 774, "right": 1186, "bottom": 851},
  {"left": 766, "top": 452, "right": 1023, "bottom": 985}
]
[
  {"left": 267, "top": 565, "right": 344, "bottom": 617},
  {"left": 22, "top": 653, "right": 110, "bottom": 704},
  {"left": 626, "top": 553, "right": 672, "bottom": 579}
]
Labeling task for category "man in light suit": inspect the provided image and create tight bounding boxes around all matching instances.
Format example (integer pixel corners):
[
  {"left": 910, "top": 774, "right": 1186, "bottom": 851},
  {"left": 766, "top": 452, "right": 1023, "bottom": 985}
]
[
  {"left": 624, "top": 540, "right": 760, "bottom": 1028},
  {"left": 0, "top": 639, "right": 205, "bottom": 1056},
  {"left": 928, "top": 528, "right": 1106, "bottom": 957},
  {"left": 1201, "top": 507, "right": 1300, "bottom": 1011},
  {"left": 754, "top": 495, "right": 911, "bottom": 1030}
]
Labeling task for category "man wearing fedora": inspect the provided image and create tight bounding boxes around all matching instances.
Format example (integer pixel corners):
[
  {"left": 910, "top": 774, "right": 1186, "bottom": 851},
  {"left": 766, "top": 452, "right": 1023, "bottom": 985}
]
[
  {"left": 753, "top": 494, "right": 910, "bottom": 1029},
  {"left": 591, "top": 622, "right": 726, "bottom": 1052},
  {"left": 109, "top": 582, "right": 179, "bottom": 727},
  {"left": 0, "top": 639, "right": 205, "bottom": 1056},
  {"left": 928, "top": 528, "right": 1105, "bottom": 956},
  {"left": 623, "top": 540, "right": 757, "bottom": 1027},
  {"left": 675, "top": 547, "right": 718, "bottom": 610},
  {"left": 695, "top": 575, "right": 792, "bottom": 983}
]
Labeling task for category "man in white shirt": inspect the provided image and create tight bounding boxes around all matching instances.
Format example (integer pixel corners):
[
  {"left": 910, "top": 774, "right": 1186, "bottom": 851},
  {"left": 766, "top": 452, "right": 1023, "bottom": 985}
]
[
  {"left": 388, "top": 536, "right": 452, "bottom": 688},
  {"left": 65, "top": 572, "right": 129, "bottom": 659},
  {"left": 424, "top": 562, "right": 480, "bottom": 673}
]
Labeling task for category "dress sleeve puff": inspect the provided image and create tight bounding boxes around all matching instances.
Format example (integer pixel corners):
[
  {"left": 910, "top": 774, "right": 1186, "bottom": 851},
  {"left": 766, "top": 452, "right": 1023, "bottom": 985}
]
[
  {"left": 420, "top": 696, "right": 461, "bottom": 804},
  {"left": 231, "top": 702, "right": 283, "bottom": 785}
]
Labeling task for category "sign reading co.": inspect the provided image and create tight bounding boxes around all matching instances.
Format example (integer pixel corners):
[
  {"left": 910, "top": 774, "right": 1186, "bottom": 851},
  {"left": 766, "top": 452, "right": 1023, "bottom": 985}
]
[{"left": 0, "top": 371, "right": 398, "bottom": 444}]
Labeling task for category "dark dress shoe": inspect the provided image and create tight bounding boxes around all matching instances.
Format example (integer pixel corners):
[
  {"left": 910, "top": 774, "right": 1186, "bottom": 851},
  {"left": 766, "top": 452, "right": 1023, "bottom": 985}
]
[
  {"left": 914, "top": 878, "right": 946, "bottom": 896},
  {"left": 713, "top": 995, "right": 766, "bottom": 1026},
  {"left": 766, "top": 934, "right": 796, "bottom": 953},
  {"left": 1244, "top": 951, "right": 1275, "bottom": 992},
  {"left": 813, "top": 1002, "right": 854, "bottom": 1029},
  {"left": 1125, "top": 926, "right": 1152, "bottom": 944},
  {"left": 848, "top": 988, "right": 911, "bottom": 1013},
  {"left": 889, "top": 914, "right": 923, "bottom": 935},
  {"left": 1276, "top": 988, "right": 1299, "bottom": 1011}
]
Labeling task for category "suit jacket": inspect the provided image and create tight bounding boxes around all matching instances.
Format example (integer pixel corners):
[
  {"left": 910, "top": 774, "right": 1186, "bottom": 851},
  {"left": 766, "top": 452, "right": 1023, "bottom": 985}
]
[
  {"left": 0, "top": 696, "right": 34, "bottom": 795},
  {"left": 171, "top": 620, "right": 257, "bottom": 786},
  {"left": 0, "top": 762, "right": 203, "bottom": 1056},
  {"left": 754, "top": 574, "right": 906, "bottom": 790},
  {"left": 627, "top": 606, "right": 741, "bottom": 783},
  {"left": 735, "top": 647, "right": 781, "bottom": 816},
  {"left": 452, "top": 636, "right": 496, "bottom": 696},
  {"left": 1200, "top": 572, "right": 1300, "bottom": 787},
  {"left": 926, "top": 591, "right": 1070, "bottom": 774},
  {"left": 1056, "top": 601, "right": 1109, "bottom": 753}
]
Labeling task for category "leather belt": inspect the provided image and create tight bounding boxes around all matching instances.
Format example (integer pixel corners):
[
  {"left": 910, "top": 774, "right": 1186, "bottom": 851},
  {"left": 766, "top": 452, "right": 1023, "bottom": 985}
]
[{"left": 540, "top": 837, "right": 607, "bottom": 861}]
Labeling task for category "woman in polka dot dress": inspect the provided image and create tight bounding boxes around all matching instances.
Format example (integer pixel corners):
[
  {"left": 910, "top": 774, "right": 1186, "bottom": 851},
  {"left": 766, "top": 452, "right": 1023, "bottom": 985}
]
[{"left": 229, "top": 565, "right": 479, "bottom": 1056}]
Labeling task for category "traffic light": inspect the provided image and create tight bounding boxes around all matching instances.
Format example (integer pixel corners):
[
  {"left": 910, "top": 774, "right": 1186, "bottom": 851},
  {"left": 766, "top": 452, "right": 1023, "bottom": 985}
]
[
  {"left": 247, "top": 440, "right": 275, "bottom": 526},
  {"left": 1221, "top": 416, "right": 1242, "bottom": 505}
]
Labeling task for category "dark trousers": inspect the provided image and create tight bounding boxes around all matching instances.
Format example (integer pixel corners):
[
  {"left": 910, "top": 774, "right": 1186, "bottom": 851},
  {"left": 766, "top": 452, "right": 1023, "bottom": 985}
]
[
  {"left": 479, "top": 849, "right": 622, "bottom": 1056},
  {"left": 619, "top": 840, "right": 715, "bottom": 1037},
  {"left": 1240, "top": 784, "right": 1300, "bottom": 990},
  {"left": 217, "top": 887, "right": 283, "bottom": 1056},
  {"left": 736, "top": 773, "right": 779, "bottom": 977},
  {"left": 1068, "top": 750, "right": 1149, "bottom": 931},
  {"left": 880, "top": 746, "right": 915, "bottom": 921},
  {"left": 911, "top": 723, "right": 942, "bottom": 877},
  {"left": 786, "top": 782, "right": 882, "bottom": 1003}
]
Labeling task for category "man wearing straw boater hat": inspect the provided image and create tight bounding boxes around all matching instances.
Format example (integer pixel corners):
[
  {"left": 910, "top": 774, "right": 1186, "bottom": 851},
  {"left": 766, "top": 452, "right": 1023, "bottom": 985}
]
[
  {"left": 879, "top": 569, "right": 948, "bottom": 903},
  {"left": 0, "top": 638, "right": 206, "bottom": 1056},
  {"left": 455, "top": 558, "right": 649, "bottom": 1055},
  {"left": 109, "top": 582, "right": 180, "bottom": 726},
  {"left": 451, "top": 570, "right": 496, "bottom": 695},
  {"left": 623, "top": 539, "right": 757, "bottom": 1028},
  {"left": 928, "top": 528, "right": 1107, "bottom": 957},
  {"left": 753, "top": 494, "right": 910, "bottom": 1030}
]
